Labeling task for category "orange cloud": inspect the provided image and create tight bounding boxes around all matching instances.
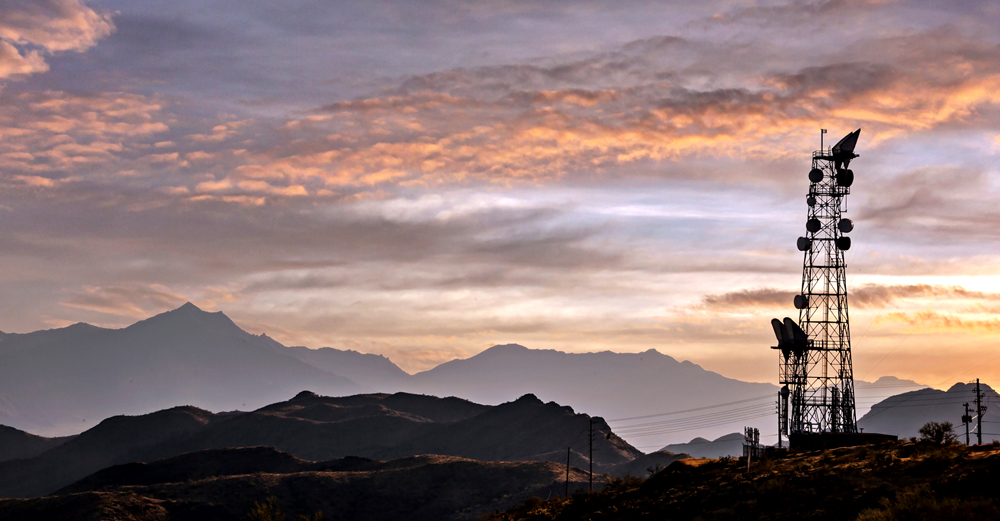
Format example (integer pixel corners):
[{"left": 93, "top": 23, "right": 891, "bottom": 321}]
[
  {"left": 190, "top": 33, "right": 1000, "bottom": 198},
  {"left": 876, "top": 311, "right": 1000, "bottom": 334},
  {"left": 0, "top": 0, "right": 113, "bottom": 80}
]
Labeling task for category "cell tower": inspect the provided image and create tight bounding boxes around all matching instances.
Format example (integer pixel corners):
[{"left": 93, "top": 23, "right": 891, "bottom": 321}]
[{"left": 772, "top": 129, "right": 861, "bottom": 443}]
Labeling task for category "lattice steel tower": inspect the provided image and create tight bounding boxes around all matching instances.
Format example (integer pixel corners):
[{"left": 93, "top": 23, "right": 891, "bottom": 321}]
[{"left": 773, "top": 129, "right": 861, "bottom": 441}]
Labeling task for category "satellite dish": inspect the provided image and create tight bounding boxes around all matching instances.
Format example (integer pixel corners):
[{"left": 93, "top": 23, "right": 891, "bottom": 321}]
[
  {"left": 794, "top": 294, "right": 809, "bottom": 309},
  {"left": 838, "top": 218, "right": 854, "bottom": 233},
  {"left": 806, "top": 219, "right": 821, "bottom": 233},
  {"left": 832, "top": 129, "right": 860, "bottom": 157},
  {"left": 809, "top": 168, "right": 823, "bottom": 183},
  {"left": 783, "top": 317, "right": 808, "bottom": 343},
  {"left": 807, "top": 195, "right": 817, "bottom": 207},
  {"left": 836, "top": 169, "right": 854, "bottom": 187},
  {"left": 771, "top": 318, "right": 787, "bottom": 345},
  {"left": 832, "top": 129, "right": 861, "bottom": 169},
  {"left": 780, "top": 385, "right": 790, "bottom": 398},
  {"left": 797, "top": 237, "right": 812, "bottom": 251},
  {"left": 836, "top": 236, "right": 851, "bottom": 250}
]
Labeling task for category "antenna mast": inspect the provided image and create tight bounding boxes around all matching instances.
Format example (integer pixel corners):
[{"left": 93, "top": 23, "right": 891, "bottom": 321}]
[{"left": 774, "top": 129, "right": 861, "bottom": 441}]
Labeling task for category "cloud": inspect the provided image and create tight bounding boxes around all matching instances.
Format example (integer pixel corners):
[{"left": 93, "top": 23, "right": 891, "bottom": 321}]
[
  {"left": 0, "top": 39, "right": 47, "bottom": 78},
  {"left": 60, "top": 283, "right": 238, "bottom": 323},
  {"left": 61, "top": 283, "right": 191, "bottom": 319},
  {"left": 702, "top": 283, "right": 1000, "bottom": 311},
  {"left": 0, "top": 90, "right": 169, "bottom": 185},
  {"left": 876, "top": 311, "right": 1000, "bottom": 334},
  {"left": 175, "top": 26, "right": 1000, "bottom": 198},
  {"left": 0, "top": 0, "right": 113, "bottom": 80},
  {"left": 858, "top": 167, "right": 1000, "bottom": 242},
  {"left": 702, "top": 288, "right": 796, "bottom": 311}
]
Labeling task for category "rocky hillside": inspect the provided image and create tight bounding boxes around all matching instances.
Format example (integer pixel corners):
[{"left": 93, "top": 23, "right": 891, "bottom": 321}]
[
  {"left": 0, "top": 391, "right": 641, "bottom": 498},
  {"left": 485, "top": 440, "right": 1000, "bottom": 520},
  {"left": 0, "top": 450, "right": 593, "bottom": 521}
]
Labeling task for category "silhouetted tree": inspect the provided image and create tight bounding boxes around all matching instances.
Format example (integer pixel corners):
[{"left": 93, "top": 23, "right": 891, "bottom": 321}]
[{"left": 918, "top": 421, "right": 957, "bottom": 444}]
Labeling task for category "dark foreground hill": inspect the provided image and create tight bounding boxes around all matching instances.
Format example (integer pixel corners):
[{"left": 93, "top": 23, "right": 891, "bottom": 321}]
[
  {"left": 0, "top": 391, "right": 643, "bottom": 498},
  {"left": 0, "top": 450, "right": 593, "bottom": 521},
  {"left": 486, "top": 440, "right": 1000, "bottom": 521},
  {"left": 0, "top": 425, "right": 74, "bottom": 463}
]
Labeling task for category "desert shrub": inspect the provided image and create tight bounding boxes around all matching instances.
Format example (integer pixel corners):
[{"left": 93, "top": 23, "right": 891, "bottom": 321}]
[
  {"left": 520, "top": 496, "right": 545, "bottom": 511},
  {"left": 604, "top": 474, "right": 644, "bottom": 494},
  {"left": 248, "top": 497, "right": 285, "bottom": 521},
  {"left": 247, "top": 497, "right": 323, "bottom": 521},
  {"left": 856, "top": 487, "right": 1000, "bottom": 521},
  {"left": 919, "top": 422, "right": 957, "bottom": 444}
]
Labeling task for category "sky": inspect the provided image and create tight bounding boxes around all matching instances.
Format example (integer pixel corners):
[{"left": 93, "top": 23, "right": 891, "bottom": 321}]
[{"left": 1, "top": 0, "right": 999, "bottom": 388}]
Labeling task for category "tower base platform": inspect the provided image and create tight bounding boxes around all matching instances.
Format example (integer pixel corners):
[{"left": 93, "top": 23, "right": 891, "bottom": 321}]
[{"left": 789, "top": 432, "right": 897, "bottom": 451}]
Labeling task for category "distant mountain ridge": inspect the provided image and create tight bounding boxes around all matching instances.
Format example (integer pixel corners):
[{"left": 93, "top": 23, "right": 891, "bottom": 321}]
[
  {"left": 0, "top": 303, "right": 365, "bottom": 435},
  {"left": 859, "top": 382, "right": 1000, "bottom": 442},
  {"left": 0, "top": 304, "right": 780, "bottom": 446},
  {"left": 660, "top": 433, "right": 746, "bottom": 458},
  {"left": 408, "top": 343, "right": 779, "bottom": 444},
  {"left": 0, "top": 391, "right": 640, "bottom": 498}
]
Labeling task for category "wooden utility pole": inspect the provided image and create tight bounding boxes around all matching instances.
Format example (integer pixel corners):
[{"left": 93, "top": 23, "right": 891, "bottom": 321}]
[
  {"left": 962, "top": 402, "right": 971, "bottom": 446},
  {"left": 565, "top": 447, "right": 570, "bottom": 498},
  {"left": 975, "top": 379, "right": 985, "bottom": 446}
]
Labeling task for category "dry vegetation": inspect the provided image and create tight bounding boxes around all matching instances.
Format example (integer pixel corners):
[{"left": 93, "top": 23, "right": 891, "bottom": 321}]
[
  {"left": 485, "top": 440, "right": 1000, "bottom": 521},
  {"left": 0, "top": 454, "right": 591, "bottom": 521}
]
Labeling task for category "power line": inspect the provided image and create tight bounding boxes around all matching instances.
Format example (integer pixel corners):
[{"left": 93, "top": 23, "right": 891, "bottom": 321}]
[
  {"left": 607, "top": 394, "right": 774, "bottom": 423},
  {"left": 614, "top": 407, "right": 775, "bottom": 434}
]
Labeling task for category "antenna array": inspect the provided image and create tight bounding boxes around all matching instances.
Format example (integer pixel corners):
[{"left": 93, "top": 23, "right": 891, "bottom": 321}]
[{"left": 773, "top": 129, "right": 861, "bottom": 442}]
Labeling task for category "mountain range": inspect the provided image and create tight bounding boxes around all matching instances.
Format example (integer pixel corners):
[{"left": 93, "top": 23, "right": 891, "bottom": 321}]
[
  {"left": 0, "top": 303, "right": 928, "bottom": 448},
  {"left": 0, "top": 303, "right": 780, "bottom": 446},
  {"left": 0, "top": 304, "right": 362, "bottom": 435},
  {"left": 0, "top": 391, "right": 651, "bottom": 498},
  {"left": 858, "top": 382, "right": 1000, "bottom": 442}
]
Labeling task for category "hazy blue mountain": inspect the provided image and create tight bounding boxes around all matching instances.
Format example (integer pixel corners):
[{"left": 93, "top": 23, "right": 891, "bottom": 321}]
[
  {"left": 858, "top": 382, "right": 1000, "bottom": 442},
  {"left": 855, "top": 376, "right": 928, "bottom": 418},
  {"left": 659, "top": 433, "right": 746, "bottom": 458},
  {"left": 0, "top": 391, "right": 641, "bottom": 498},
  {"left": 284, "top": 345, "right": 411, "bottom": 391},
  {"left": 409, "top": 344, "right": 779, "bottom": 446},
  {"left": 0, "top": 303, "right": 363, "bottom": 436}
]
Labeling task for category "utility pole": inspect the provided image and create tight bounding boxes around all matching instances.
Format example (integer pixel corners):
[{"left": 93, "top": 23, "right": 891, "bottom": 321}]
[
  {"left": 962, "top": 403, "right": 971, "bottom": 446},
  {"left": 589, "top": 419, "right": 595, "bottom": 492},
  {"left": 975, "top": 379, "right": 986, "bottom": 446},
  {"left": 565, "top": 447, "right": 570, "bottom": 498}
]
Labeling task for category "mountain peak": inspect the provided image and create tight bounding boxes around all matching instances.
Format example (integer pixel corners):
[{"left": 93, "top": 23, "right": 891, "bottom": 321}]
[
  {"left": 514, "top": 393, "right": 541, "bottom": 404},
  {"left": 293, "top": 390, "right": 319, "bottom": 400},
  {"left": 486, "top": 343, "right": 529, "bottom": 353},
  {"left": 123, "top": 301, "right": 243, "bottom": 336}
]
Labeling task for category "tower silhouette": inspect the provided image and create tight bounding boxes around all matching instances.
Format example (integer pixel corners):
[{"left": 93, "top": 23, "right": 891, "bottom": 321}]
[{"left": 773, "top": 129, "right": 860, "bottom": 441}]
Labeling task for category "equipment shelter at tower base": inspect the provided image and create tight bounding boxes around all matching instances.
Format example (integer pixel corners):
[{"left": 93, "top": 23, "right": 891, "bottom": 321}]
[{"left": 789, "top": 432, "right": 898, "bottom": 451}]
